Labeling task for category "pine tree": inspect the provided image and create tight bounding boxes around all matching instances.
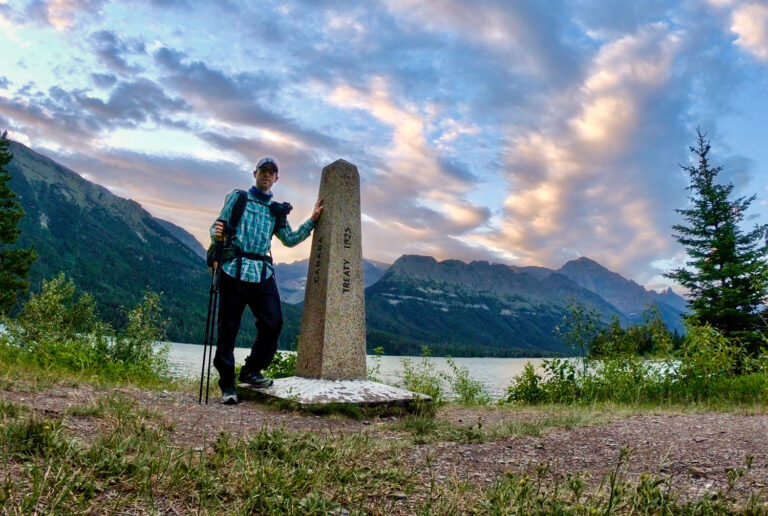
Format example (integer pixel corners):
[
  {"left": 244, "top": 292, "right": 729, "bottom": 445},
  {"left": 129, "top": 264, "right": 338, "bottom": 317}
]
[
  {"left": 666, "top": 128, "right": 768, "bottom": 354},
  {"left": 0, "top": 131, "right": 37, "bottom": 314}
]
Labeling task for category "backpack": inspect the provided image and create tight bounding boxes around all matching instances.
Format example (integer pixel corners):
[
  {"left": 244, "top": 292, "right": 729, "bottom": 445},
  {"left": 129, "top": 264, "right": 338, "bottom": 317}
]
[{"left": 206, "top": 190, "right": 248, "bottom": 268}]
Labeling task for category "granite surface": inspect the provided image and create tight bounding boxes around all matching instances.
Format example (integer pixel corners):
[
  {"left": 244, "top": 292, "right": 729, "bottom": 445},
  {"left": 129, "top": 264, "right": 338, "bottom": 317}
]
[
  {"left": 239, "top": 377, "right": 428, "bottom": 406},
  {"left": 295, "top": 159, "right": 367, "bottom": 379}
]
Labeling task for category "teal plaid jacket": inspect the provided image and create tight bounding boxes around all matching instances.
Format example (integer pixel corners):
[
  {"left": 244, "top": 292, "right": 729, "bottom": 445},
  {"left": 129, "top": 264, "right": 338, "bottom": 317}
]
[{"left": 210, "top": 189, "right": 315, "bottom": 283}]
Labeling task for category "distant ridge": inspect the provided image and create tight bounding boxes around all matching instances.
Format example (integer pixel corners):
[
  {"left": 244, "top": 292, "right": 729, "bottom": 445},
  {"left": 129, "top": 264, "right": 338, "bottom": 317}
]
[
  {"left": 156, "top": 219, "right": 207, "bottom": 259},
  {"left": 275, "top": 258, "right": 389, "bottom": 304},
  {"left": 558, "top": 257, "right": 685, "bottom": 332}
]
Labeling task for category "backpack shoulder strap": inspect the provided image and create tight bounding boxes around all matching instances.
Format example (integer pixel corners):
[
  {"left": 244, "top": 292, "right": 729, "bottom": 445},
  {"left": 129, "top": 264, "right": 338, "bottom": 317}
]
[{"left": 228, "top": 189, "right": 248, "bottom": 231}]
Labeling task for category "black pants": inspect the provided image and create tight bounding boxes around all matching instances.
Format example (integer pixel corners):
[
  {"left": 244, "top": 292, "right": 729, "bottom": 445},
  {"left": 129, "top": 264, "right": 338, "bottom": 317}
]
[{"left": 213, "top": 271, "right": 283, "bottom": 390}]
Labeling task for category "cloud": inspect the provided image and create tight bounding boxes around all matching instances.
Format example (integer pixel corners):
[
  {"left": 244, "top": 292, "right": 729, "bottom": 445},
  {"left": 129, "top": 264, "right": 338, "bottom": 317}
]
[
  {"left": 485, "top": 22, "right": 688, "bottom": 278},
  {"left": 0, "top": 93, "right": 97, "bottom": 147},
  {"left": 380, "top": 0, "right": 580, "bottom": 82},
  {"left": 153, "top": 46, "right": 343, "bottom": 153},
  {"left": 89, "top": 30, "right": 145, "bottom": 74},
  {"left": 730, "top": 3, "right": 768, "bottom": 62},
  {"left": 325, "top": 76, "right": 491, "bottom": 261},
  {"left": 570, "top": 0, "right": 674, "bottom": 38},
  {"left": 74, "top": 78, "right": 187, "bottom": 125},
  {"left": 23, "top": 0, "right": 109, "bottom": 30},
  {"left": 90, "top": 73, "right": 117, "bottom": 88},
  {"left": 0, "top": 78, "right": 188, "bottom": 151}
]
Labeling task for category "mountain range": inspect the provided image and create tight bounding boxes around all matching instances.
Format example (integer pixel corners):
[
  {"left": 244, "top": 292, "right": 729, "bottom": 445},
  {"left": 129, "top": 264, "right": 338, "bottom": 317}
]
[
  {"left": 361, "top": 255, "right": 685, "bottom": 356},
  {"left": 6, "top": 140, "right": 687, "bottom": 356}
]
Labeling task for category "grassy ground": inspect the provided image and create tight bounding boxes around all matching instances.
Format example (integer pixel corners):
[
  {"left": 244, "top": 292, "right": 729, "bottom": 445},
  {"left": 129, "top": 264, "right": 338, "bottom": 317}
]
[{"left": 2, "top": 360, "right": 768, "bottom": 514}]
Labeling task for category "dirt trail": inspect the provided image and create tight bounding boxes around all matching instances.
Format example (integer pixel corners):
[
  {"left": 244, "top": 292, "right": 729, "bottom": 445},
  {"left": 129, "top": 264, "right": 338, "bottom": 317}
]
[{"left": 3, "top": 384, "right": 767, "bottom": 502}]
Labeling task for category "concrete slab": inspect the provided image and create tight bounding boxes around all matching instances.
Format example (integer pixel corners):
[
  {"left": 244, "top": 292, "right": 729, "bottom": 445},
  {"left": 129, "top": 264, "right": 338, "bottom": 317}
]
[{"left": 238, "top": 376, "right": 429, "bottom": 408}]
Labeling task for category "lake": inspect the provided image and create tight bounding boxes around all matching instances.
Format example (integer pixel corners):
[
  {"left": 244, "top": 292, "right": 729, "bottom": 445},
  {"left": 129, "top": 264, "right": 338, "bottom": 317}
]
[{"left": 167, "top": 342, "right": 550, "bottom": 401}]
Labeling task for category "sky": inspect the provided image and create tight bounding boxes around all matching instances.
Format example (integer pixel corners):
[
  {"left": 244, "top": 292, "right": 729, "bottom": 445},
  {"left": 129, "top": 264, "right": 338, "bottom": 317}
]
[{"left": 1, "top": 0, "right": 768, "bottom": 292}]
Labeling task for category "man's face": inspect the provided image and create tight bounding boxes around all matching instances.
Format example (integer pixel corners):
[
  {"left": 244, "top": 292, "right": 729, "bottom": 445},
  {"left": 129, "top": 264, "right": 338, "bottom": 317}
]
[{"left": 254, "top": 165, "right": 278, "bottom": 192}]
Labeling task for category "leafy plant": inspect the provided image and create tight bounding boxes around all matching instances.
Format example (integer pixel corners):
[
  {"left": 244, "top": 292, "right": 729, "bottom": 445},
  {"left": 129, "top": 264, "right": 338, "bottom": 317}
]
[
  {"left": 1, "top": 273, "right": 170, "bottom": 383},
  {"left": 505, "top": 362, "right": 544, "bottom": 404},
  {"left": 367, "top": 345, "right": 385, "bottom": 382},
  {"left": 399, "top": 346, "right": 444, "bottom": 403},
  {"left": 443, "top": 357, "right": 490, "bottom": 405},
  {"left": 554, "top": 299, "right": 601, "bottom": 370},
  {"left": 112, "top": 291, "right": 169, "bottom": 375},
  {"left": 264, "top": 350, "right": 296, "bottom": 379}
]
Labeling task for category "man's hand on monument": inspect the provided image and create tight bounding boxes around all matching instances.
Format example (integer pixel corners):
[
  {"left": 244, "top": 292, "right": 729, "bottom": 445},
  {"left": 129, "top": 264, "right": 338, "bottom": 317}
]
[{"left": 311, "top": 197, "right": 324, "bottom": 222}]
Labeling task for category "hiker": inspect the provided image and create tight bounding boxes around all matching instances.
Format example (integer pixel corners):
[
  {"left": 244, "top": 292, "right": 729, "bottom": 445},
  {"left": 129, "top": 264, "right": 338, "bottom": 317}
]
[{"left": 210, "top": 157, "right": 323, "bottom": 405}]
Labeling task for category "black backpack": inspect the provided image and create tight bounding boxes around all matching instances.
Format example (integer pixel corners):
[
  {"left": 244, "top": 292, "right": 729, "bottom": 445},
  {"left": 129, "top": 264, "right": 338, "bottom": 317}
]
[{"left": 206, "top": 190, "right": 248, "bottom": 268}]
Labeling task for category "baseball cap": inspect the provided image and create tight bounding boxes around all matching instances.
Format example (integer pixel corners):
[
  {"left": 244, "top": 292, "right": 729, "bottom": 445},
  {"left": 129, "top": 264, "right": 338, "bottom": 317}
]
[{"left": 256, "top": 156, "right": 279, "bottom": 172}]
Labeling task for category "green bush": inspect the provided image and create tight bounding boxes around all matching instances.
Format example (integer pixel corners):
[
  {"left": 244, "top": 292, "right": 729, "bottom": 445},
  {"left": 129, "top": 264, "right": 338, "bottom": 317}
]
[
  {"left": 111, "top": 291, "right": 168, "bottom": 375},
  {"left": 1, "top": 273, "right": 169, "bottom": 384},
  {"left": 367, "top": 345, "right": 385, "bottom": 382},
  {"left": 443, "top": 357, "right": 490, "bottom": 405},
  {"left": 676, "top": 323, "right": 743, "bottom": 399},
  {"left": 505, "top": 323, "right": 768, "bottom": 406},
  {"left": 399, "top": 346, "right": 444, "bottom": 403},
  {"left": 505, "top": 362, "right": 544, "bottom": 404},
  {"left": 264, "top": 350, "right": 296, "bottom": 379}
]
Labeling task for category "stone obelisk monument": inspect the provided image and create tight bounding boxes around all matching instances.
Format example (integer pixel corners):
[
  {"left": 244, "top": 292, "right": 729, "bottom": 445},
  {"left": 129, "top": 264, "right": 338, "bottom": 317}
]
[
  {"left": 240, "top": 159, "right": 424, "bottom": 407},
  {"left": 296, "top": 159, "right": 366, "bottom": 379}
]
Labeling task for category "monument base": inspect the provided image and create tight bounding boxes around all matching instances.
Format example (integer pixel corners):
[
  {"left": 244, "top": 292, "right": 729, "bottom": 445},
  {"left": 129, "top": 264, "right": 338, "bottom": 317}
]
[{"left": 238, "top": 376, "right": 429, "bottom": 409}]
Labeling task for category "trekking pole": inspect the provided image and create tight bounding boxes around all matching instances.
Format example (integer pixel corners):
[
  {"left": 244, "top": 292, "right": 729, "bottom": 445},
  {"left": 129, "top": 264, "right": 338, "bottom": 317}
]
[
  {"left": 204, "top": 263, "right": 221, "bottom": 404},
  {"left": 199, "top": 240, "right": 223, "bottom": 404}
]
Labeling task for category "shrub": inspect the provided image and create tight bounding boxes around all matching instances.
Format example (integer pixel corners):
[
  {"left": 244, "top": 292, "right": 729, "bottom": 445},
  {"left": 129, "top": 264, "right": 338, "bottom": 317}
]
[
  {"left": 505, "top": 362, "right": 544, "bottom": 404},
  {"left": 676, "top": 323, "right": 743, "bottom": 399},
  {"left": 443, "top": 357, "right": 491, "bottom": 405},
  {"left": 399, "top": 346, "right": 444, "bottom": 403},
  {"left": 505, "top": 323, "right": 768, "bottom": 406},
  {"left": 111, "top": 291, "right": 168, "bottom": 374},
  {"left": 367, "top": 345, "right": 385, "bottom": 382},
  {"left": 264, "top": 350, "right": 296, "bottom": 379},
  {"left": 1, "top": 273, "right": 169, "bottom": 383},
  {"left": 7, "top": 273, "right": 107, "bottom": 349}
]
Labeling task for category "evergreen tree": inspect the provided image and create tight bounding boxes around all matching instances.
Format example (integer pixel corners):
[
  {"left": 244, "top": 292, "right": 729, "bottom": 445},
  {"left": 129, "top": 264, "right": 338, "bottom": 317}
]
[
  {"left": 666, "top": 128, "right": 768, "bottom": 354},
  {"left": 0, "top": 131, "right": 37, "bottom": 314}
]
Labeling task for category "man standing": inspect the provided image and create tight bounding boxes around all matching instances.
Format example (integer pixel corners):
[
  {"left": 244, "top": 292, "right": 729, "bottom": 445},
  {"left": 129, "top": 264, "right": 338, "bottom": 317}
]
[{"left": 211, "top": 157, "right": 323, "bottom": 405}]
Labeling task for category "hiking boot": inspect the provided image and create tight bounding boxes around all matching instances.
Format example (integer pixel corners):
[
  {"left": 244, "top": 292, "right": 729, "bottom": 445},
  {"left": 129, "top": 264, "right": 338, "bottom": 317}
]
[
  {"left": 221, "top": 388, "right": 239, "bottom": 405},
  {"left": 240, "top": 371, "right": 274, "bottom": 389}
]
